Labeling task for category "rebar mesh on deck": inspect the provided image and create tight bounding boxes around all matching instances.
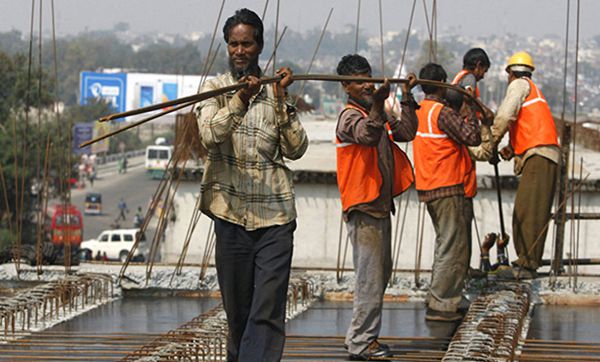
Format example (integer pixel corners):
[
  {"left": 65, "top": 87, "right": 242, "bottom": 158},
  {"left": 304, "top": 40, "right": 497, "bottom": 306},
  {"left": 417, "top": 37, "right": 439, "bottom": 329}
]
[{"left": 0, "top": 273, "right": 114, "bottom": 341}]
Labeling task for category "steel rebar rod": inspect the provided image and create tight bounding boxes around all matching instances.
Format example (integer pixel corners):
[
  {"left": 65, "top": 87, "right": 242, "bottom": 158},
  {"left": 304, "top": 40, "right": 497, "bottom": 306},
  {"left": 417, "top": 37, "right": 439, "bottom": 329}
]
[{"left": 81, "top": 75, "right": 487, "bottom": 148}]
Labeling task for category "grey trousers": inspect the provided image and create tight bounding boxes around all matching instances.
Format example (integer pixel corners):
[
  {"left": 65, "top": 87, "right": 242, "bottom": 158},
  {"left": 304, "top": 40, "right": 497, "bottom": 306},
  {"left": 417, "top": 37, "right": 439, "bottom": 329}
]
[
  {"left": 214, "top": 218, "right": 295, "bottom": 362},
  {"left": 426, "top": 195, "right": 469, "bottom": 312},
  {"left": 345, "top": 211, "right": 392, "bottom": 355},
  {"left": 513, "top": 155, "right": 557, "bottom": 270}
]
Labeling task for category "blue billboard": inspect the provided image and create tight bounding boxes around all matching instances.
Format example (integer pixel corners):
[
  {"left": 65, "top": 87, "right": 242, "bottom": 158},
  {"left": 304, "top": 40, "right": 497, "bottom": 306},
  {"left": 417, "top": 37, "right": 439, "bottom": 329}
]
[
  {"left": 80, "top": 71, "right": 127, "bottom": 115},
  {"left": 72, "top": 122, "right": 94, "bottom": 155},
  {"left": 140, "top": 86, "right": 154, "bottom": 107},
  {"left": 161, "top": 82, "right": 178, "bottom": 110}
]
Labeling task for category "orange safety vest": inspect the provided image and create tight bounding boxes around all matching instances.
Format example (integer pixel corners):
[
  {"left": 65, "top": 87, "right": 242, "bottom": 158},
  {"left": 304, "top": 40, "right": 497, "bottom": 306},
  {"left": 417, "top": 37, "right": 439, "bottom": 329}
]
[
  {"left": 509, "top": 78, "right": 558, "bottom": 155},
  {"left": 451, "top": 70, "right": 479, "bottom": 198},
  {"left": 451, "top": 69, "right": 480, "bottom": 98},
  {"left": 413, "top": 99, "right": 466, "bottom": 192},
  {"left": 336, "top": 104, "right": 414, "bottom": 212}
]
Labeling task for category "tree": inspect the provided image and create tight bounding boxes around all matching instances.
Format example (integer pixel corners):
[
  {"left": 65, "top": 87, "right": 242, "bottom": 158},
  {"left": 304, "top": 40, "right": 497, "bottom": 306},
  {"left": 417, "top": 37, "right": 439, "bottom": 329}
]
[
  {"left": 0, "top": 50, "right": 70, "bottom": 248},
  {"left": 413, "top": 40, "right": 458, "bottom": 75},
  {"left": 0, "top": 51, "right": 54, "bottom": 124}
]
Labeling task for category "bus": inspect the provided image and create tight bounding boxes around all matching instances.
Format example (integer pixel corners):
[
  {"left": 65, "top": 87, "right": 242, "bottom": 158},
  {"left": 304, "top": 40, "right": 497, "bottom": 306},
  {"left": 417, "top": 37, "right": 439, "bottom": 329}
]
[
  {"left": 49, "top": 204, "right": 83, "bottom": 246},
  {"left": 145, "top": 144, "right": 173, "bottom": 179}
]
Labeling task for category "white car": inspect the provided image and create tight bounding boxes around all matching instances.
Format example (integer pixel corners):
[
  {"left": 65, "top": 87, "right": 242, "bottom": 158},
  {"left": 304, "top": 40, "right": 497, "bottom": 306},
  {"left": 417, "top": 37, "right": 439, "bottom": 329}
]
[{"left": 81, "top": 229, "right": 148, "bottom": 262}]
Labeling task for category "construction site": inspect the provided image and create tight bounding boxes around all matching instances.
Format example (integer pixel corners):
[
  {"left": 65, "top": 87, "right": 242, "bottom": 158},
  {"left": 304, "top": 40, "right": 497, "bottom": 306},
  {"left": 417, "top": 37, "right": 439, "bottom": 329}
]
[{"left": 1, "top": 0, "right": 600, "bottom": 361}]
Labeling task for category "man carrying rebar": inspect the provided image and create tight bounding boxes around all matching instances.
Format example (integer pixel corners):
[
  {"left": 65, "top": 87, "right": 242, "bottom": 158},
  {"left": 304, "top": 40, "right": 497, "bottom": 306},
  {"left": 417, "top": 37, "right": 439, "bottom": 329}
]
[
  {"left": 195, "top": 8, "right": 308, "bottom": 362},
  {"left": 485, "top": 52, "right": 560, "bottom": 280},
  {"left": 449, "top": 48, "right": 495, "bottom": 279},
  {"left": 413, "top": 63, "right": 481, "bottom": 322},
  {"left": 335, "top": 54, "right": 418, "bottom": 360}
]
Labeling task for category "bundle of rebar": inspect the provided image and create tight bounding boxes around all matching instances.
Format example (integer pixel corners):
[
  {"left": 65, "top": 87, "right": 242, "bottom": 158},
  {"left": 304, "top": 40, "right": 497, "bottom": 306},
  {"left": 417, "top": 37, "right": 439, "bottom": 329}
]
[
  {"left": 443, "top": 283, "right": 531, "bottom": 361},
  {"left": 0, "top": 273, "right": 114, "bottom": 341}
]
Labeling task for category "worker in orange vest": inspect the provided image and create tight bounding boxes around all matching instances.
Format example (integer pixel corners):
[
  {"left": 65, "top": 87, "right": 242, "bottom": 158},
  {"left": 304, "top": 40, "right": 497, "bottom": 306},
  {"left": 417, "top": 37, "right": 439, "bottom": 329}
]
[
  {"left": 413, "top": 63, "right": 481, "bottom": 322},
  {"left": 488, "top": 51, "right": 560, "bottom": 280},
  {"left": 335, "top": 54, "right": 418, "bottom": 360},
  {"left": 450, "top": 48, "right": 495, "bottom": 278}
]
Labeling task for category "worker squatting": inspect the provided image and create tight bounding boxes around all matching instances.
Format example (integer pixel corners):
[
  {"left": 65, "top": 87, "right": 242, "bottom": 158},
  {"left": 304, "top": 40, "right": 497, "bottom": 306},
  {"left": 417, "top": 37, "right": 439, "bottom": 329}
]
[{"left": 195, "top": 8, "right": 559, "bottom": 362}]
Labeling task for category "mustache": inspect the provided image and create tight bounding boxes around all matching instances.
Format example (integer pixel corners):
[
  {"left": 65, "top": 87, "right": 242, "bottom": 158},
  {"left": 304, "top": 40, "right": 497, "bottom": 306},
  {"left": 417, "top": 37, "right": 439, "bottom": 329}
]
[{"left": 228, "top": 57, "right": 260, "bottom": 79}]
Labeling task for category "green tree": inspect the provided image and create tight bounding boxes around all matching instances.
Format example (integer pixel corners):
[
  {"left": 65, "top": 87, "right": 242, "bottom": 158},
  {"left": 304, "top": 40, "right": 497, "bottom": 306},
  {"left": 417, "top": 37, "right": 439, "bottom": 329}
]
[{"left": 0, "top": 51, "right": 54, "bottom": 124}]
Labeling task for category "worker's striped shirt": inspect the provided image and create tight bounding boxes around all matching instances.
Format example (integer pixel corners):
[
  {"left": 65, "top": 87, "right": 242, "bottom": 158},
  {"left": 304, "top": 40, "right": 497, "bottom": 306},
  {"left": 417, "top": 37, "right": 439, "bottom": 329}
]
[{"left": 195, "top": 72, "right": 308, "bottom": 230}]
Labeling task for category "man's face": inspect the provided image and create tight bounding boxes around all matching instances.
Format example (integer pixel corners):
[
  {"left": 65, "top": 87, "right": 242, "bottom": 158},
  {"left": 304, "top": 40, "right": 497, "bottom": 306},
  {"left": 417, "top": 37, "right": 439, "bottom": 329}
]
[
  {"left": 343, "top": 72, "right": 375, "bottom": 107},
  {"left": 473, "top": 63, "right": 489, "bottom": 81},
  {"left": 227, "top": 23, "right": 262, "bottom": 76}
]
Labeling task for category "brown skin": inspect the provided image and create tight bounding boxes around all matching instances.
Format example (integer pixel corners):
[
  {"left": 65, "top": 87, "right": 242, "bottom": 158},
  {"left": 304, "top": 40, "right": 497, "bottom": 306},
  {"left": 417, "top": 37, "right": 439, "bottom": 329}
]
[
  {"left": 227, "top": 24, "right": 262, "bottom": 76},
  {"left": 273, "top": 67, "right": 294, "bottom": 100},
  {"left": 226, "top": 23, "right": 262, "bottom": 105},
  {"left": 342, "top": 72, "right": 376, "bottom": 106},
  {"left": 226, "top": 23, "right": 293, "bottom": 105},
  {"left": 341, "top": 72, "right": 392, "bottom": 116},
  {"left": 384, "top": 73, "right": 417, "bottom": 115},
  {"left": 472, "top": 62, "right": 489, "bottom": 81}
]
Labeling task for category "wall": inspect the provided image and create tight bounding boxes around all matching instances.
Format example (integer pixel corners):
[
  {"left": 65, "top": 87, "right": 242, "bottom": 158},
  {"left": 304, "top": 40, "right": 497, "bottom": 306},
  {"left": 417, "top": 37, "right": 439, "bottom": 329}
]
[{"left": 163, "top": 180, "right": 600, "bottom": 274}]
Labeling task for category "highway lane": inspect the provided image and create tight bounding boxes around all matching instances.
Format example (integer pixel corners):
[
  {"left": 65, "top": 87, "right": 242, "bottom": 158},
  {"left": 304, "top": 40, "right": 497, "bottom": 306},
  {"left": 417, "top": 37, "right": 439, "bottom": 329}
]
[{"left": 68, "top": 156, "right": 160, "bottom": 243}]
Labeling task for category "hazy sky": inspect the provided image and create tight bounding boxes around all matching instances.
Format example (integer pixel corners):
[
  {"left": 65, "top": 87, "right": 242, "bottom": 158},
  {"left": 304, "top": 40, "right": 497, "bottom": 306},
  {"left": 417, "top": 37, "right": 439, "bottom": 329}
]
[{"left": 1, "top": 0, "right": 598, "bottom": 40}]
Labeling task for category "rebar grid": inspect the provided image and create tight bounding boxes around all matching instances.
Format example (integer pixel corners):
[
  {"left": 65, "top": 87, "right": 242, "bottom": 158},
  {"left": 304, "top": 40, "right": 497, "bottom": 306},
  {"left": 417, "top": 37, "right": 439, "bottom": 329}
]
[
  {"left": 0, "top": 273, "right": 114, "bottom": 341},
  {"left": 120, "top": 278, "right": 316, "bottom": 361},
  {"left": 443, "top": 283, "right": 531, "bottom": 361}
]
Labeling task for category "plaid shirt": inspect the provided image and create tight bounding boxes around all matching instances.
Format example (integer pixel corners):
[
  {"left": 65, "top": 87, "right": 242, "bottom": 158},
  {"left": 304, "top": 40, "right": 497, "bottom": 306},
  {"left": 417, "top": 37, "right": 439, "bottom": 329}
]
[{"left": 196, "top": 72, "right": 308, "bottom": 230}]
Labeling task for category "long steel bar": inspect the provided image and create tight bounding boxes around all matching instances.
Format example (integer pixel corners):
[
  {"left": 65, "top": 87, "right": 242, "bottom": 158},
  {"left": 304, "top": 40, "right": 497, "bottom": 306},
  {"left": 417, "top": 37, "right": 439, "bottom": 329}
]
[
  {"left": 80, "top": 76, "right": 487, "bottom": 148},
  {"left": 85, "top": 74, "right": 483, "bottom": 122},
  {"left": 95, "top": 75, "right": 482, "bottom": 122},
  {"left": 552, "top": 125, "right": 571, "bottom": 277}
]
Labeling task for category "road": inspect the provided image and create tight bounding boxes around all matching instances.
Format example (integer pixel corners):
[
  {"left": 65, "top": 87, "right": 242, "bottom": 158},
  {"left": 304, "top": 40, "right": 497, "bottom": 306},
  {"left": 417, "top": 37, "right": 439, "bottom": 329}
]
[{"left": 68, "top": 156, "right": 160, "bottom": 242}]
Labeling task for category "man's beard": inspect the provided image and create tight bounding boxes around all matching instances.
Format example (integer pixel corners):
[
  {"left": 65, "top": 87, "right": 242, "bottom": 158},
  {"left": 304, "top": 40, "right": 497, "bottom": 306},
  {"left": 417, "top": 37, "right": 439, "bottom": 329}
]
[
  {"left": 349, "top": 95, "right": 373, "bottom": 110},
  {"left": 229, "top": 58, "right": 261, "bottom": 79}
]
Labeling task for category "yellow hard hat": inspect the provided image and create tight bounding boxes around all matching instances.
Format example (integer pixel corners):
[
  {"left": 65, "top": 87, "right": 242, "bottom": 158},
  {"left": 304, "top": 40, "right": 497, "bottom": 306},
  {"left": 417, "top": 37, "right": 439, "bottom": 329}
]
[{"left": 506, "top": 51, "right": 535, "bottom": 72}]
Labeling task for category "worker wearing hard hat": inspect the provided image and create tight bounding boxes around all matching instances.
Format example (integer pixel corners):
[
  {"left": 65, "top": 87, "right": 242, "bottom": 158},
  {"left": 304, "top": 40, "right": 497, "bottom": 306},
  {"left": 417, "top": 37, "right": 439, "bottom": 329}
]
[{"left": 486, "top": 51, "right": 560, "bottom": 280}]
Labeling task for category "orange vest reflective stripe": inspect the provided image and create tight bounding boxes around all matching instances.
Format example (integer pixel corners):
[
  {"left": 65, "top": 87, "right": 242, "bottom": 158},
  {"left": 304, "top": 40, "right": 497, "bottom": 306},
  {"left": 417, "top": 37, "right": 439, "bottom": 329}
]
[
  {"left": 509, "top": 78, "right": 558, "bottom": 155},
  {"left": 336, "top": 104, "right": 414, "bottom": 211},
  {"left": 452, "top": 70, "right": 478, "bottom": 198},
  {"left": 413, "top": 99, "right": 466, "bottom": 192},
  {"left": 451, "top": 69, "right": 480, "bottom": 98}
]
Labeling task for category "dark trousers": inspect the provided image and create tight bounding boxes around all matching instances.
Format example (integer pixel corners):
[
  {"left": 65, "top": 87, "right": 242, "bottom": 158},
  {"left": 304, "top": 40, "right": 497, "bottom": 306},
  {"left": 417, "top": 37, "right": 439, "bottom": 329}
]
[
  {"left": 513, "top": 155, "right": 557, "bottom": 270},
  {"left": 214, "top": 218, "right": 295, "bottom": 362}
]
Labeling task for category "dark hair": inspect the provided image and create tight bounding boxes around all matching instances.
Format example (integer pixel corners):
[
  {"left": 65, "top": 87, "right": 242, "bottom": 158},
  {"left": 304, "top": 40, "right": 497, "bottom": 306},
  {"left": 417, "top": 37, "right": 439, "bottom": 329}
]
[
  {"left": 223, "top": 8, "right": 264, "bottom": 49},
  {"left": 419, "top": 63, "right": 447, "bottom": 94},
  {"left": 336, "top": 54, "right": 372, "bottom": 76},
  {"left": 511, "top": 71, "right": 533, "bottom": 79},
  {"left": 445, "top": 89, "right": 463, "bottom": 112},
  {"left": 463, "top": 48, "right": 490, "bottom": 70}
]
